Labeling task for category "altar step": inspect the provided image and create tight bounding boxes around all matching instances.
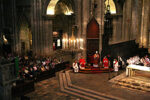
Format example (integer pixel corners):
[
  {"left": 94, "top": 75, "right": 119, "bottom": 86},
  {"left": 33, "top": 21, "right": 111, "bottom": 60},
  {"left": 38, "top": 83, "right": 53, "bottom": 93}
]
[
  {"left": 114, "top": 76, "right": 150, "bottom": 92},
  {"left": 79, "top": 68, "right": 113, "bottom": 73},
  {"left": 59, "top": 70, "right": 123, "bottom": 100}
]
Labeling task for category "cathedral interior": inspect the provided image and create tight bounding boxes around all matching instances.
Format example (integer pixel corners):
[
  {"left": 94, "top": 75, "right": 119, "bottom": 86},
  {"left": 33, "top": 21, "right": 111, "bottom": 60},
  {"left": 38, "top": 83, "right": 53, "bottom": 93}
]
[{"left": 0, "top": 0, "right": 150, "bottom": 100}]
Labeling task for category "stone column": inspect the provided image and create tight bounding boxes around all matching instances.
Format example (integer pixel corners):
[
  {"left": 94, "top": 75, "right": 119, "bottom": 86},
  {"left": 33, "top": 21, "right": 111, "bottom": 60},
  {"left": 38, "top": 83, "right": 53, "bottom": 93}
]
[
  {"left": 111, "top": 15, "right": 123, "bottom": 43},
  {"left": 117, "top": 16, "right": 123, "bottom": 41},
  {"left": 31, "top": 0, "right": 38, "bottom": 55},
  {"left": 32, "top": 0, "right": 54, "bottom": 56},
  {"left": 124, "top": 0, "right": 132, "bottom": 41},
  {"left": 12, "top": 0, "right": 19, "bottom": 54},
  {"left": 76, "top": 0, "right": 82, "bottom": 49},
  {"left": 131, "top": 0, "right": 139, "bottom": 40},
  {"left": 140, "top": 0, "right": 150, "bottom": 48},
  {"left": 95, "top": 0, "right": 104, "bottom": 56},
  {"left": 112, "top": 16, "right": 117, "bottom": 42},
  {"left": 43, "top": 18, "right": 53, "bottom": 56},
  {"left": 148, "top": 8, "right": 150, "bottom": 53},
  {"left": 136, "top": 0, "right": 143, "bottom": 44},
  {"left": 82, "top": 0, "right": 90, "bottom": 59},
  {"left": 122, "top": 1, "right": 126, "bottom": 40}
]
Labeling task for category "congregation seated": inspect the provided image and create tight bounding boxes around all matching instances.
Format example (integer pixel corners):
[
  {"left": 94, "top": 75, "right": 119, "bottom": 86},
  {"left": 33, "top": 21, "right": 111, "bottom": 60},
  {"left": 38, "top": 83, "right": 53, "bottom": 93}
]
[
  {"left": 140, "top": 55, "right": 150, "bottom": 66},
  {"left": 4, "top": 54, "right": 66, "bottom": 81},
  {"left": 127, "top": 55, "right": 140, "bottom": 65},
  {"left": 127, "top": 55, "right": 150, "bottom": 67}
]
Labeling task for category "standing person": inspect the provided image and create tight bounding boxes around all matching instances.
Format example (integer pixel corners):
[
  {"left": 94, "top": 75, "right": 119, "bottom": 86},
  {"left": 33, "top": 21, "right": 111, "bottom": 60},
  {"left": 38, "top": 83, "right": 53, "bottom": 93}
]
[
  {"left": 107, "top": 54, "right": 113, "bottom": 68},
  {"left": 72, "top": 60, "right": 79, "bottom": 72},
  {"left": 113, "top": 59, "right": 119, "bottom": 76},
  {"left": 103, "top": 56, "right": 109, "bottom": 68},
  {"left": 118, "top": 56, "right": 124, "bottom": 69},
  {"left": 93, "top": 51, "right": 100, "bottom": 67}
]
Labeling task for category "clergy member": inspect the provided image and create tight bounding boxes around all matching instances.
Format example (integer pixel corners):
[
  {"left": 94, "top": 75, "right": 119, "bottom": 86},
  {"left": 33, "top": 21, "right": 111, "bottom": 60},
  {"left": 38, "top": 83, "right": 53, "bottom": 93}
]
[
  {"left": 103, "top": 56, "right": 109, "bottom": 68},
  {"left": 72, "top": 60, "right": 79, "bottom": 72},
  {"left": 93, "top": 51, "right": 100, "bottom": 67},
  {"left": 113, "top": 59, "right": 119, "bottom": 76},
  {"left": 79, "top": 56, "right": 86, "bottom": 69}
]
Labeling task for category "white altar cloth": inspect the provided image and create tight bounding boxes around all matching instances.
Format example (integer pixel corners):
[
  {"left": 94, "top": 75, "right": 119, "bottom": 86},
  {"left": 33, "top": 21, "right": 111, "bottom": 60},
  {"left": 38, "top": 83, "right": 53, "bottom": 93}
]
[{"left": 126, "top": 64, "right": 150, "bottom": 76}]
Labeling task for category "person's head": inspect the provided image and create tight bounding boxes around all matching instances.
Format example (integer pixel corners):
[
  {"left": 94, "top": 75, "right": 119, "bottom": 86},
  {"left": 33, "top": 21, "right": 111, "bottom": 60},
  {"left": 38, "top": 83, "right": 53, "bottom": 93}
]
[
  {"left": 74, "top": 60, "right": 78, "bottom": 63},
  {"left": 96, "top": 51, "right": 98, "bottom": 54},
  {"left": 145, "top": 55, "right": 148, "bottom": 58},
  {"left": 114, "top": 59, "right": 117, "bottom": 61}
]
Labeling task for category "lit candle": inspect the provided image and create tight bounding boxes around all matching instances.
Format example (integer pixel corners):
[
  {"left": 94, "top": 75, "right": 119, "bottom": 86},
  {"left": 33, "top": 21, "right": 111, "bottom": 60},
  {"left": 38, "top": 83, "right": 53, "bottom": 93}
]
[{"left": 74, "top": 40, "right": 76, "bottom": 48}]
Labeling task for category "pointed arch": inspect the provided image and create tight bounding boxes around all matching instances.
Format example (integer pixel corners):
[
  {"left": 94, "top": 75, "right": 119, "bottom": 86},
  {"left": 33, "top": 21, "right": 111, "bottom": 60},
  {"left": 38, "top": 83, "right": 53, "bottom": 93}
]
[
  {"left": 46, "top": 0, "right": 74, "bottom": 15},
  {"left": 47, "top": 0, "right": 59, "bottom": 15},
  {"left": 87, "top": 17, "right": 99, "bottom": 39},
  {"left": 105, "top": 0, "right": 116, "bottom": 14}
]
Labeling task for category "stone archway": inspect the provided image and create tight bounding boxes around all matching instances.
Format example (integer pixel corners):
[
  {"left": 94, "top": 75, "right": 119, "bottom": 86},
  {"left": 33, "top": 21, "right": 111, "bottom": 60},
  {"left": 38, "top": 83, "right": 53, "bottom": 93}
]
[
  {"left": 45, "top": 0, "right": 76, "bottom": 50},
  {"left": 18, "top": 15, "right": 32, "bottom": 55}
]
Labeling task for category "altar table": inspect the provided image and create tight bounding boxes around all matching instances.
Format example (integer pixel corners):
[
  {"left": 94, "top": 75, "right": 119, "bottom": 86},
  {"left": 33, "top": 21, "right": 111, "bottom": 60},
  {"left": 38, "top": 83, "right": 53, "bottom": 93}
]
[{"left": 126, "top": 64, "right": 150, "bottom": 77}]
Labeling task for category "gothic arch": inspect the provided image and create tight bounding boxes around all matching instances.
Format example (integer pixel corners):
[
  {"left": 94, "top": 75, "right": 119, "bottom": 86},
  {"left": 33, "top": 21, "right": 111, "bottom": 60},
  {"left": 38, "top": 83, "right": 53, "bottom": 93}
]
[
  {"left": 113, "top": 0, "right": 125, "bottom": 14},
  {"left": 17, "top": 10, "right": 32, "bottom": 55},
  {"left": 17, "top": 10, "right": 31, "bottom": 35},
  {"left": 43, "top": 0, "right": 51, "bottom": 15},
  {"left": 87, "top": 17, "right": 99, "bottom": 39},
  {"left": 44, "top": 0, "right": 76, "bottom": 15}
]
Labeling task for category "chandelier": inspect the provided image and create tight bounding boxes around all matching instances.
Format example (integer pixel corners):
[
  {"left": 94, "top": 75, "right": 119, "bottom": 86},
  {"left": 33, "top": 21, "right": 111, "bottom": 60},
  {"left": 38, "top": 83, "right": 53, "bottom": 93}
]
[{"left": 62, "top": 26, "right": 83, "bottom": 50}]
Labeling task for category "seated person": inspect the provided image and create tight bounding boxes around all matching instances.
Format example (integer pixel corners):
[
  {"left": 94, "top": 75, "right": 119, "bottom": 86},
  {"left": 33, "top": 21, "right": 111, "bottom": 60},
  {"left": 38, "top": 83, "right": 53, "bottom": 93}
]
[
  {"left": 79, "top": 56, "right": 86, "bottom": 69},
  {"left": 144, "top": 55, "right": 150, "bottom": 66},
  {"left": 41, "top": 65, "right": 46, "bottom": 72},
  {"left": 93, "top": 51, "right": 100, "bottom": 67}
]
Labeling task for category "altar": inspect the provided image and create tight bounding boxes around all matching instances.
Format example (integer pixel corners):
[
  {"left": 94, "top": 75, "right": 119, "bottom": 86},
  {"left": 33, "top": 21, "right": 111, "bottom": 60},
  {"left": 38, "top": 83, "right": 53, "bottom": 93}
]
[{"left": 126, "top": 64, "right": 150, "bottom": 77}]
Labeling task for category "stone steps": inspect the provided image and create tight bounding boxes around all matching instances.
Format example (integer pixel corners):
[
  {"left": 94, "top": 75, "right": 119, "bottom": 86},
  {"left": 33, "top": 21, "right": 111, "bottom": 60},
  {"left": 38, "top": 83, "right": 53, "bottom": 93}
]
[
  {"left": 65, "top": 71, "right": 123, "bottom": 100},
  {"left": 59, "top": 72, "right": 95, "bottom": 100},
  {"left": 115, "top": 77, "right": 150, "bottom": 92},
  {"left": 59, "top": 70, "right": 124, "bottom": 100}
]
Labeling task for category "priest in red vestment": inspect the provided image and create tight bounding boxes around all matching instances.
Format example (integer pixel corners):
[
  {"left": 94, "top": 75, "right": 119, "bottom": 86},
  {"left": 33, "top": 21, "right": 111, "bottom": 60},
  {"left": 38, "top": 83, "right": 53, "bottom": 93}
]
[
  {"left": 103, "top": 56, "right": 109, "bottom": 68},
  {"left": 93, "top": 51, "right": 100, "bottom": 67},
  {"left": 79, "top": 56, "right": 86, "bottom": 69}
]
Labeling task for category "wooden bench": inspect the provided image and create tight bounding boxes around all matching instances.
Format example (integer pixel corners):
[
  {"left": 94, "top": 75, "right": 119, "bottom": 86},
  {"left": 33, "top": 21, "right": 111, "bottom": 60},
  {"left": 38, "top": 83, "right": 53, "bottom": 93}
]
[{"left": 12, "top": 80, "right": 35, "bottom": 97}]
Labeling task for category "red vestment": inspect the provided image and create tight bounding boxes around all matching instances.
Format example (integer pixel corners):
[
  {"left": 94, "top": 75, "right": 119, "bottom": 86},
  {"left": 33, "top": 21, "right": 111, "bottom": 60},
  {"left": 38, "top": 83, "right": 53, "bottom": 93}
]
[
  {"left": 93, "top": 54, "right": 100, "bottom": 64},
  {"left": 79, "top": 58, "right": 86, "bottom": 67},
  {"left": 103, "top": 58, "right": 109, "bottom": 68}
]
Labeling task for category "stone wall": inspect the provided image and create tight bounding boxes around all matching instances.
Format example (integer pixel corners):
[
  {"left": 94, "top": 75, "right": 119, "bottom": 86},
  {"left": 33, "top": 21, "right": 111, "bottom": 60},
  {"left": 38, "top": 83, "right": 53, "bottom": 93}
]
[
  {"left": 0, "top": 61, "right": 16, "bottom": 100},
  {"left": 110, "top": 0, "right": 150, "bottom": 53}
]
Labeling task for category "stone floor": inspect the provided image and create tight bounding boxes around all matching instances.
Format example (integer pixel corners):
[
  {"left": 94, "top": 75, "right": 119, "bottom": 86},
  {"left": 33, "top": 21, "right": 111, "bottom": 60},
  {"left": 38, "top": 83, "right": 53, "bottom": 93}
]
[
  {"left": 25, "top": 74, "right": 79, "bottom": 100},
  {"left": 70, "top": 71, "right": 150, "bottom": 100},
  {"left": 25, "top": 70, "right": 150, "bottom": 100}
]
